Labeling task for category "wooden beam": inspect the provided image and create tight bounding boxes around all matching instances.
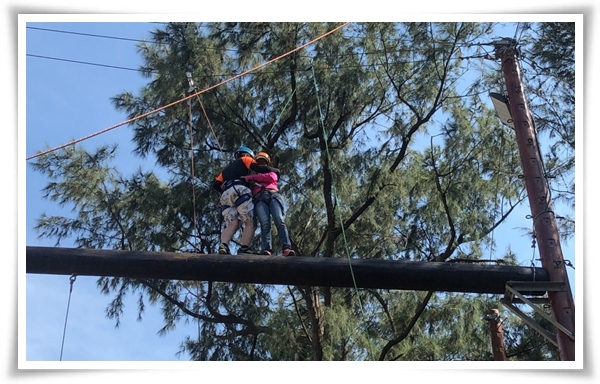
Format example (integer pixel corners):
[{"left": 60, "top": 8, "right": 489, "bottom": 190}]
[{"left": 25, "top": 246, "right": 549, "bottom": 294}]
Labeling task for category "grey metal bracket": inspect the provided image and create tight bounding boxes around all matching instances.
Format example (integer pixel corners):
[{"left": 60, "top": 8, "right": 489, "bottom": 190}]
[{"left": 500, "top": 281, "right": 574, "bottom": 348}]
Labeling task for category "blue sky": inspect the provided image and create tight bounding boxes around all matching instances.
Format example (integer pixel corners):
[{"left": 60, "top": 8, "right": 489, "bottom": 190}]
[
  {"left": 8, "top": 4, "right": 596, "bottom": 381},
  {"left": 23, "top": 19, "right": 200, "bottom": 363}
]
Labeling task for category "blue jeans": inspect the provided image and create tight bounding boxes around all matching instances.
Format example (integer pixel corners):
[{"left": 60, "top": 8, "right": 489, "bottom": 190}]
[{"left": 254, "top": 193, "right": 292, "bottom": 252}]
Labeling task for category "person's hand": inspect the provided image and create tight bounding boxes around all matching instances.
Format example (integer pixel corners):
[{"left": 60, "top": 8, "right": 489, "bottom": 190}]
[{"left": 212, "top": 180, "right": 223, "bottom": 192}]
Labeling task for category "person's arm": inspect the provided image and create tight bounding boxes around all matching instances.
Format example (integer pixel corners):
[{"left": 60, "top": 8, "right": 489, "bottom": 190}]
[
  {"left": 241, "top": 156, "right": 280, "bottom": 174},
  {"left": 243, "top": 172, "right": 277, "bottom": 184},
  {"left": 250, "top": 162, "right": 280, "bottom": 174},
  {"left": 212, "top": 173, "right": 224, "bottom": 192}
]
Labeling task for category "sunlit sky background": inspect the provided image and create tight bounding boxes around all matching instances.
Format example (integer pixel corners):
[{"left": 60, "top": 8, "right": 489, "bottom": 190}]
[{"left": 6, "top": 1, "right": 597, "bottom": 383}]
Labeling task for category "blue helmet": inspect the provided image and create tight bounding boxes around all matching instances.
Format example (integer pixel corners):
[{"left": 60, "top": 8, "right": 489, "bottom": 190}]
[{"left": 235, "top": 145, "right": 255, "bottom": 158}]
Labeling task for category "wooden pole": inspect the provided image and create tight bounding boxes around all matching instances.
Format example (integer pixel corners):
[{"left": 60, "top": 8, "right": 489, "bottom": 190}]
[
  {"left": 26, "top": 246, "right": 550, "bottom": 294},
  {"left": 485, "top": 309, "right": 507, "bottom": 361},
  {"left": 495, "top": 38, "right": 576, "bottom": 361}
]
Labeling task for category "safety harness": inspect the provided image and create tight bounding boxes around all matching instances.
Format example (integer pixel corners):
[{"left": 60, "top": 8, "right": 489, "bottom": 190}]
[
  {"left": 247, "top": 180, "right": 278, "bottom": 205},
  {"left": 220, "top": 179, "right": 253, "bottom": 211},
  {"left": 253, "top": 189, "right": 275, "bottom": 204}
]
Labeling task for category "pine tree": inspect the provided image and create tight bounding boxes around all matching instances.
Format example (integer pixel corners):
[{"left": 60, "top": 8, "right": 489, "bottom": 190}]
[{"left": 515, "top": 22, "right": 575, "bottom": 241}]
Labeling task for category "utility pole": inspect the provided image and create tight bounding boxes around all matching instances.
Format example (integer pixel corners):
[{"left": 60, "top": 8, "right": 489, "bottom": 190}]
[{"left": 494, "top": 38, "right": 575, "bottom": 361}]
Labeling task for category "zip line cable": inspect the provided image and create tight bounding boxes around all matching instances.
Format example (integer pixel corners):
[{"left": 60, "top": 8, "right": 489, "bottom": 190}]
[
  {"left": 26, "top": 53, "right": 146, "bottom": 73},
  {"left": 28, "top": 23, "right": 493, "bottom": 62},
  {"left": 27, "top": 26, "right": 146, "bottom": 43},
  {"left": 26, "top": 22, "right": 350, "bottom": 162},
  {"left": 59, "top": 274, "right": 77, "bottom": 361},
  {"left": 27, "top": 52, "right": 477, "bottom": 78}
]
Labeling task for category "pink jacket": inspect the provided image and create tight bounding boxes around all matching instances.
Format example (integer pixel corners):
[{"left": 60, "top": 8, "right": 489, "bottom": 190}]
[{"left": 243, "top": 172, "right": 279, "bottom": 196}]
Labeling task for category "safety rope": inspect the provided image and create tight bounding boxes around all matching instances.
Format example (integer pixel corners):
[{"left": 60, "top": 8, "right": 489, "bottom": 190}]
[
  {"left": 187, "top": 98, "right": 200, "bottom": 252},
  {"left": 59, "top": 274, "right": 77, "bottom": 361},
  {"left": 310, "top": 63, "right": 363, "bottom": 311},
  {"left": 26, "top": 22, "right": 350, "bottom": 162},
  {"left": 263, "top": 88, "right": 297, "bottom": 146},
  {"left": 186, "top": 72, "right": 226, "bottom": 162}
]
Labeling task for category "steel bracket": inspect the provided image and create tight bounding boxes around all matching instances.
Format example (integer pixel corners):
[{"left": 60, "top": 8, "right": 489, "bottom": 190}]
[{"left": 500, "top": 281, "right": 574, "bottom": 348}]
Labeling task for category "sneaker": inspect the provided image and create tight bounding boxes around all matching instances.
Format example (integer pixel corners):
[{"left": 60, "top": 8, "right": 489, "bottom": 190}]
[
  {"left": 218, "top": 243, "right": 230, "bottom": 255},
  {"left": 238, "top": 245, "right": 254, "bottom": 255},
  {"left": 283, "top": 248, "right": 296, "bottom": 257},
  {"left": 262, "top": 250, "right": 273, "bottom": 256}
]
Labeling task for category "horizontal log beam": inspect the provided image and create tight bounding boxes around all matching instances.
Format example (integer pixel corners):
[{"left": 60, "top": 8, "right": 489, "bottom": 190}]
[{"left": 26, "top": 246, "right": 549, "bottom": 295}]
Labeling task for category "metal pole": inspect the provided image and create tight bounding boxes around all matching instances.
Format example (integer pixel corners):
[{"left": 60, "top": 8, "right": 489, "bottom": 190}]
[{"left": 494, "top": 38, "right": 575, "bottom": 361}]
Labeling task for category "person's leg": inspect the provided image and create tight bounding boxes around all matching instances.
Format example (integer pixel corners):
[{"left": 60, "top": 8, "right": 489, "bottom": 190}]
[
  {"left": 241, "top": 219, "right": 255, "bottom": 247},
  {"left": 220, "top": 217, "right": 239, "bottom": 244},
  {"left": 218, "top": 189, "right": 241, "bottom": 254},
  {"left": 270, "top": 197, "right": 293, "bottom": 254},
  {"left": 254, "top": 200, "right": 273, "bottom": 253},
  {"left": 237, "top": 198, "right": 256, "bottom": 253},
  {"left": 219, "top": 208, "right": 239, "bottom": 254}
]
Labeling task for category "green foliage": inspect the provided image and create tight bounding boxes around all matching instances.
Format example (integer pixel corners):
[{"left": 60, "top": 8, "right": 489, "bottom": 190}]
[
  {"left": 31, "top": 22, "right": 573, "bottom": 361},
  {"left": 502, "top": 306, "right": 560, "bottom": 360},
  {"left": 521, "top": 22, "right": 575, "bottom": 241}
]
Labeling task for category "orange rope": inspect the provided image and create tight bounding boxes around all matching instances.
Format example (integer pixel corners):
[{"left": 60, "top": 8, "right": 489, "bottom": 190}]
[{"left": 26, "top": 22, "right": 351, "bottom": 161}]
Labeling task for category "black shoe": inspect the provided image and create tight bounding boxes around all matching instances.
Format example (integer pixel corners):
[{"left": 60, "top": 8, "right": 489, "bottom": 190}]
[
  {"left": 218, "top": 243, "right": 230, "bottom": 255},
  {"left": 262, "top": 250, "right": 273, "bottom": 256},
  {"left": 283, "top": 248, "right": 296, "bottom": 256},
  {"left": 238, "top": 245, "right": 254, "bottom": 255}
]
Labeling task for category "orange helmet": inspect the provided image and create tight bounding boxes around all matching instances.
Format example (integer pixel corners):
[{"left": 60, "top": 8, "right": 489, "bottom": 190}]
[{"left": 255, "top": 151, "right": 271, "bottom": 164}]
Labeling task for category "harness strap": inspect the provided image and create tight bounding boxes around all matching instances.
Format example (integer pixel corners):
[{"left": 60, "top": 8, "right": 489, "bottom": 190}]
[
  {"left": 253, "top": 190, "right": 277, "bottom": 204},
  {"left": 222, "top": 178, "right": 246, "bottom": 191},
  {"left": 234, "top": 193, "right": 252, "bottom": 206},
  {"left": 221, "top": 184, "right": 252, "bottom": 212}
]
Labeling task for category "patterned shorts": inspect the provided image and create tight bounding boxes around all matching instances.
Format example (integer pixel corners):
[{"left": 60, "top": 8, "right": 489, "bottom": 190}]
[{"left": 219, "top": 185, "right": 254, "bottom": 226}]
